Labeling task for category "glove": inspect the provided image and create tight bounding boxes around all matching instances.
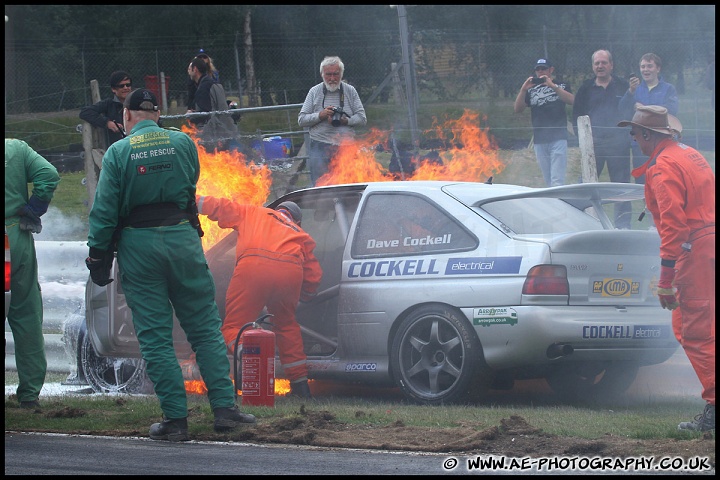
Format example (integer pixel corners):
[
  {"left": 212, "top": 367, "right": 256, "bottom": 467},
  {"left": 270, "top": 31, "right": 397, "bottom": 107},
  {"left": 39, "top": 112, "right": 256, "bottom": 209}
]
[
  {"left": 657, "top": 264, "right": 679, "bottom": 311},
  {"left": 16, "top": 195, "right": 50, "bottom": 234},
  {"left": 17, "top": 210, "right": 42, "bottom": 233},
  {"left": 86, "top": 247, "right": 115, "bottom": 286}
]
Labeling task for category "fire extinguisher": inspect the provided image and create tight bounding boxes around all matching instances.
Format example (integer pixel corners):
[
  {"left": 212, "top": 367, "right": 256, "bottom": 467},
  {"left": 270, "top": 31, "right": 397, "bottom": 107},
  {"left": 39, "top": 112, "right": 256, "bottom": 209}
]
[{"left": 233, "top": 313, "right": 275, "bottom": 407}]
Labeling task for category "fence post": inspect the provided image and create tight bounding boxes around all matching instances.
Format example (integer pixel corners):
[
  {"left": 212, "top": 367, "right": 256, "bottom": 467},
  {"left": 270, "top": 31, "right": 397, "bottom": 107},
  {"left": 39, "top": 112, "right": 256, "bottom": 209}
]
[
  {"left": 82, "top": 79, "right": 104, "bottom": 209},
  {"left": 577, "top": 115, "right": 598, "bottom": 183}
]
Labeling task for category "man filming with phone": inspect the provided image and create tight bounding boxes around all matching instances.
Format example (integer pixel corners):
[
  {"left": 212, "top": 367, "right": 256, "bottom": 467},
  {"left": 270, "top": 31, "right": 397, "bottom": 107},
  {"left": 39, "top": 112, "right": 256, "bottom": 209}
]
[
  {"left": 299, "top": 56, "right": 367, "bottom": 186},
  {"left": 514, "top": 58, "right": 574, "bottom": 187}
]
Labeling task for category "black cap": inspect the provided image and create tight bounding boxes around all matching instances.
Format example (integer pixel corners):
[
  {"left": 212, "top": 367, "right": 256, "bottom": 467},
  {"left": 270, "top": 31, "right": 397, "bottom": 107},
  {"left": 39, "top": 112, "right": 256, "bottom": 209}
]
[
  {"left": 534, "top": 58, "right": 552, "bottom": 69},
  {"left": 124, "top": 89, "right": 159, "bottom": 111}
]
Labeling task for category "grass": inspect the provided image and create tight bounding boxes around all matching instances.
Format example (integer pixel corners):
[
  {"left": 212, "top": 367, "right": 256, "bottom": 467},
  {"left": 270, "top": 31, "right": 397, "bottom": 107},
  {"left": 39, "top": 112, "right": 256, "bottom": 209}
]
[{"left": 4, "top": 371, "right": 712, "bottom": 443}]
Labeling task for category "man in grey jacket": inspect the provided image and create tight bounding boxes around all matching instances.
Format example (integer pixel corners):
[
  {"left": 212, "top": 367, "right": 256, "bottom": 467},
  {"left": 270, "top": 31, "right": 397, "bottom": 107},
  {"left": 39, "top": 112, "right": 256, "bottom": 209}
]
[{"left": 298, "top": 56, "right": 367, "bottom": 186}]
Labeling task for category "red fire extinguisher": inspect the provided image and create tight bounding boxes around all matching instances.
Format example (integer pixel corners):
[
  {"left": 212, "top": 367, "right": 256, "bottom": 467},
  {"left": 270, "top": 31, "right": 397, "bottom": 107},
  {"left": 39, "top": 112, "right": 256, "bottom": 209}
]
[{"left": 233, "top": 314, "right": 275, "bottom": 407}]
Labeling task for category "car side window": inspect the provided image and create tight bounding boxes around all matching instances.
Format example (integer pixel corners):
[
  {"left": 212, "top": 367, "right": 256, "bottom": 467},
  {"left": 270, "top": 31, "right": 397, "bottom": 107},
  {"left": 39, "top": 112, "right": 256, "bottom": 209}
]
[{"left": 352, "top": 192, "right": 477, "bottom": 258}]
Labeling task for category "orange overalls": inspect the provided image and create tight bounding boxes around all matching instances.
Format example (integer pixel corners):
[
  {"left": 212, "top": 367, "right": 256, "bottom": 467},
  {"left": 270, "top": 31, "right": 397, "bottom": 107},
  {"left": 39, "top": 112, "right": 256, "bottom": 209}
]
[
  {"left": 197, "top": 196, "right": 322, "bottom": 382},
  {"left": 633, "top": 138, "right": 715, "bottom": 405}
]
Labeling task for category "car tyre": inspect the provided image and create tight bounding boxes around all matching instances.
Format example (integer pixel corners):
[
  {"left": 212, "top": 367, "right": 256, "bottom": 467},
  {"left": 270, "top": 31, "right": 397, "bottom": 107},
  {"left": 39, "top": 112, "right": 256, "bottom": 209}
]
[
  {"left": 545, "top": 362, "right": 640, "bottom": 402},
  {"left": 390, "top": 304, "right": 489, "bottom": 405},
  {"left": 80, "top": 332, "right": 153, "bottom": 394}
]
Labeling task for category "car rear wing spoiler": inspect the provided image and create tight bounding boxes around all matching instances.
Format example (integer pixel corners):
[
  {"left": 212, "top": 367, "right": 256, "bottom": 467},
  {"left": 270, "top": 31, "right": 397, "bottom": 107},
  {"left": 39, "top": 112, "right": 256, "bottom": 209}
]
[{"left": 472, "top": 183, "right": 645, "bottom": 230}]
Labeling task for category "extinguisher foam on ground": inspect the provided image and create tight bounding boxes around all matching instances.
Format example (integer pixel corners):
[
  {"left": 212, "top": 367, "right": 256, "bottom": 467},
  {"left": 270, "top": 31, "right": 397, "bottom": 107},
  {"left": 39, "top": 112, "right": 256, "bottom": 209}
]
[{"left": 240, "top": 327, "right": 276, "bottom": 407}]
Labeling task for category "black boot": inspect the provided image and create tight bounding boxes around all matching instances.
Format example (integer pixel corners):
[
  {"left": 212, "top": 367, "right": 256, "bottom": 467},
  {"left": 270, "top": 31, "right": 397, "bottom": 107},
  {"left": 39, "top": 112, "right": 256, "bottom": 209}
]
[
  {"left": 149, "top": 417, "right": 189, "bottom": 442},
  {"left": 289, "top": 379, "right": 313, "bottom": 399},
  {"left": 213, "top": 405, "right": 257, "bottom": 432},
  {"left": 678, "top": 404, "right": 715, "bottom": 432}
]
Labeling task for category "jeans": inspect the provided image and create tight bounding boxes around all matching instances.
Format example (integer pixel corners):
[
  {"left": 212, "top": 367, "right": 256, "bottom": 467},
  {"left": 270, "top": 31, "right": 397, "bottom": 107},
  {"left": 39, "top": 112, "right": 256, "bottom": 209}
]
[
  {"left": 534, "top": 139, "right": 568, "bottom": 187},
  {"left": 308, "top": 139, "right": 339, "bottom": 186}
]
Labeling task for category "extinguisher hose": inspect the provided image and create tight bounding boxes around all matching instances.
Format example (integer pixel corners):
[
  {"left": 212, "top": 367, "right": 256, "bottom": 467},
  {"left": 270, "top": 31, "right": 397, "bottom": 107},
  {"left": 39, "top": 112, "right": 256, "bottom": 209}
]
[{"left": 232, "top": 313, "right": 275, "bottom": 402}]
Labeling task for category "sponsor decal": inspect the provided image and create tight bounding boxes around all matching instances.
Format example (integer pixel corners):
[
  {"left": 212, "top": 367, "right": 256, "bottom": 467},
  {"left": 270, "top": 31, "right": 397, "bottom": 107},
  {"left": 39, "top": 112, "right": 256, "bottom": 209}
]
[
  {"left": 592, "top": 278, "right": 639, "bottom": 297},
  {"left": 473, "top": 307, "right": 518, "bottom": 326},
  {"left": 345, "top": 363, "right": 377, "bottom": 372},
  {"left": 366, "top": 234, "right": 452, "bottom": 250},
  {"left": 445, "top": 257, "right": 522, "bottom": 275},
  {"left": 136, "top": 161, "right": 173, "bottom": 175},
  {"left": 348, "top": 259, "right": 441, "bottom": 278},
  {"left": 581, "top": 325, "right": 670, "bottom": 339}
]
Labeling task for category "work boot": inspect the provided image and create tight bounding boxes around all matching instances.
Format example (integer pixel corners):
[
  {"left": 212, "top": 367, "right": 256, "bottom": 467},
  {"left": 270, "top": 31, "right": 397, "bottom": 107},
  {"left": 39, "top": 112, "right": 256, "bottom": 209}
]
[
  {"left": 289, "top": 379, "right": 313, "bottom": 399},
  {"left": 149, "top": 417, "right": 189, "bottom": 442},
  {"left": 678, "top": 404, "right": 715, "bottom": 432},
  {"left": 19, "top": 399, "right": 41, "bottom": 409},
  {"left": 213, "top": 405, "right": 257, "bottom": 432}
]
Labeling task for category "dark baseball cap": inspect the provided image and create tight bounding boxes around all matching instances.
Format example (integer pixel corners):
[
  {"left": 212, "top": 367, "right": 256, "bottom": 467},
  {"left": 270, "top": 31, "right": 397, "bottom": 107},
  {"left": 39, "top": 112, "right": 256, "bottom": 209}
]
[
  {"left": 534, "top": 58, "right": 552, "bottom": 69},
  {"left": 124, "top": 88, "right": 159, "bottom": 111}
]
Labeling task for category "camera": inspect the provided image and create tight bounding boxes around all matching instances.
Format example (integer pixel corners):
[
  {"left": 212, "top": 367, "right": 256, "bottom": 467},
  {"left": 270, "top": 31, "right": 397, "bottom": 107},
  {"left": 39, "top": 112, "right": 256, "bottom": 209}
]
[
  {"left": 628, "top": 73, "right": 639, "bottom": 81},
  {"left": 531, "top": 77, "right": 545, "bottom": 85},
  {"left": 330, "top": 106, "right": 347, "bottom": 127}
]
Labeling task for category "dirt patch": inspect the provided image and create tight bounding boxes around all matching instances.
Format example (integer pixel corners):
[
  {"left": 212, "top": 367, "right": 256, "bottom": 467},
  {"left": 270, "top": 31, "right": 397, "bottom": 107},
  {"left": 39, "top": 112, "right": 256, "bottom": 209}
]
[{"left": 184, "top": 407, "right": 715, "bottom": 465}]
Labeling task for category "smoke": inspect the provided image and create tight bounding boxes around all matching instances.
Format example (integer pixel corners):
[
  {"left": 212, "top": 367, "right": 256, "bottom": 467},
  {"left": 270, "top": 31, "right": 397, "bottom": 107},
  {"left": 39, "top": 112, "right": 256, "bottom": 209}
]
[{"left": 34, "top": 206, "right": 88, "bottom": 242}]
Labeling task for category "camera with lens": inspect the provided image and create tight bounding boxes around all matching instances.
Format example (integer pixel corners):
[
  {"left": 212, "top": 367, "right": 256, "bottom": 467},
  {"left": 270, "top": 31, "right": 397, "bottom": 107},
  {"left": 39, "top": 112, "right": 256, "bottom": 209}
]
[
  {"left": 531, "top": 76, "right": 545, "bottom": 85},
  {"left": 330, "top": 106, "right": 347, "bottom": 127}
]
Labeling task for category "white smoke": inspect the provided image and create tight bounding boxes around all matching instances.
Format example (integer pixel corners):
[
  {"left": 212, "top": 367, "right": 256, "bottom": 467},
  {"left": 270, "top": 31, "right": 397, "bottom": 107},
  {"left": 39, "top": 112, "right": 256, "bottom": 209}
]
[{"left": 34, "top": 206, "right": 88, "bottom": 242}]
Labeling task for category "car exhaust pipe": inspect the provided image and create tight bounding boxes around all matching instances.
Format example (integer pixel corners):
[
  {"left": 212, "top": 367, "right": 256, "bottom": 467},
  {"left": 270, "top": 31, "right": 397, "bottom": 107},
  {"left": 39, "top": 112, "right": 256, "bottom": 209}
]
[{"left": 546, "top": 343, "right": 574, "bottom": 359}]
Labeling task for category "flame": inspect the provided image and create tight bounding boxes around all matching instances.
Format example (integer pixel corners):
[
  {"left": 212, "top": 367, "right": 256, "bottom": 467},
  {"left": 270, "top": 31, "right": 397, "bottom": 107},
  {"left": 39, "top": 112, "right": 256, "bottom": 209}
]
[
  {"left": 317, "top": 109, "right": 504, "bottom": 186},
  {"left": 181, "top": 124, "right": 272, "bottom": 250}
]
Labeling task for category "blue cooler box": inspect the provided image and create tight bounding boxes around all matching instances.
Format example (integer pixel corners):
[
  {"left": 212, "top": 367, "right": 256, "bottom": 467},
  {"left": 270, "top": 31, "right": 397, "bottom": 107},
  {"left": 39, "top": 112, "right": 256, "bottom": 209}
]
[{"left": 251, "top": 137, "right": 292, "bottom": 159}]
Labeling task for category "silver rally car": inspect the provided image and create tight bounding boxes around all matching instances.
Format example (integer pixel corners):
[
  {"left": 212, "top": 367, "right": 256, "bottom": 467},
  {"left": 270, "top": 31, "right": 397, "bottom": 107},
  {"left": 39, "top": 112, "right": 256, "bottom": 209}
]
[{"left": 83, "top": 181, "right": 678, "bottom": 404}]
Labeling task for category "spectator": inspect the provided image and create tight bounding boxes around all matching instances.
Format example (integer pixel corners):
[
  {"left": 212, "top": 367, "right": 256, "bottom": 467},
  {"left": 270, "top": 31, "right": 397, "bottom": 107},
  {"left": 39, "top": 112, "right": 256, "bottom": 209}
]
[
  {"left": 5, "top": 138, "right": 61, "bottom": 409},
  {"left": 299, "top": 56, "right": 367, "bottom": 186},
  {"left": 619, "top": 53, "right": 679, "bottom": 185},
  {"left": 187, "top": 50, "right": 219, "bottom": 112},
  {"left": 79, "top": 70, "right": 132, "bottom": 147},
  {"left": 513, "top": 58, "right": 575, "bottom": 186},
  {"left": 187, "top": 56, "right": 237, "bottom": 149},
  {"left": 86, "top": 89, "right": 256, "bottom": 442},
  {"left": 196, "top": 197, "right": 322, "bottom": 399},
  {"left": 573, "top": 49, "right": 632, "bottom": 229},
  {"left": 618, "top": 105, "right": 715, "bottom": 432}
]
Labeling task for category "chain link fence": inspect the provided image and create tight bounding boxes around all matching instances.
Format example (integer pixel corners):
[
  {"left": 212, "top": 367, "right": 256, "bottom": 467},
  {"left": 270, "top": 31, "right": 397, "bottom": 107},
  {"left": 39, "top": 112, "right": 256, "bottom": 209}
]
[{"left": 5, "top": 33, "right": 715, "bottom": 156}]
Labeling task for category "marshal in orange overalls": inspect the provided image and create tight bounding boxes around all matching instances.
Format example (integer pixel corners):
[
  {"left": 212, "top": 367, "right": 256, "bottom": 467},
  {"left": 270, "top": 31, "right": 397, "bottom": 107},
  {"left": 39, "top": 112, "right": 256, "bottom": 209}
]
[
  {"left": 633, "top": 138, "right": 715, "bottom": 406},
  {"left": 197, "top": 196, "right": 322, "bottom": 384}
]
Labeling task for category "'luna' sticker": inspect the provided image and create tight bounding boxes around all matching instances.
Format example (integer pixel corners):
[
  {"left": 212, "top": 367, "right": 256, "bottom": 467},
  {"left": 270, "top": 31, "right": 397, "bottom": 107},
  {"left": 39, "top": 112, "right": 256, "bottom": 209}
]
[{"left": 473, "top": 307, "right": 518, "bottom": 326}]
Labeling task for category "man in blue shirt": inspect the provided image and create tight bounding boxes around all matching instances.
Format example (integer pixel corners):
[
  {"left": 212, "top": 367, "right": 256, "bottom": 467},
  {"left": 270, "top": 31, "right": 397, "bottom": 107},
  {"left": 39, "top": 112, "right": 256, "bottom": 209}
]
[{"left": 573, "top": 49, "right": 632, "bottom": 229}]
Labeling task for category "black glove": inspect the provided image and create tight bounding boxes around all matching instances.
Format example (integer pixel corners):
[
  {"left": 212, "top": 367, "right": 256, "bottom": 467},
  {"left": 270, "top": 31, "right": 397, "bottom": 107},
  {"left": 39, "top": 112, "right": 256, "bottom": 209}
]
[
  {"left": 86, "top": 247, "right": 115, "bottom": 286},
  {"left": 16, "top": 195, "right": 50, "bottom": 234},
  {"left": 17, "top": 209, "right": 42, "bottom": 233}
]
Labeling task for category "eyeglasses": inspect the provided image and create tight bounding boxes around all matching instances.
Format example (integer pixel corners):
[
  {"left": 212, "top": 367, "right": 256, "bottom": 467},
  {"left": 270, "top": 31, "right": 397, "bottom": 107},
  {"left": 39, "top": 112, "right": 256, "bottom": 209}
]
[
  {"left": 115, "top": 83, "right": 132, "bottom": 89},
  {"left": 535, "top": 66, "right": 549, "bottom": 71},
  {"left": 323, "top": 71, "right": 341, "bottom": 77}
]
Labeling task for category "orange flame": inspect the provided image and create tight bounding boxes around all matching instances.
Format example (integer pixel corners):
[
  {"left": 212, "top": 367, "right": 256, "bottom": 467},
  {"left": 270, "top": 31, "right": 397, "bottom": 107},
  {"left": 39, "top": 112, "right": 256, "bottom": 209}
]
[
  {"left": 317, "top": 109, "right": 504, "bottom": 186},
  {"left": 181, "top": 124, "right": 272, "bottom": 250}
]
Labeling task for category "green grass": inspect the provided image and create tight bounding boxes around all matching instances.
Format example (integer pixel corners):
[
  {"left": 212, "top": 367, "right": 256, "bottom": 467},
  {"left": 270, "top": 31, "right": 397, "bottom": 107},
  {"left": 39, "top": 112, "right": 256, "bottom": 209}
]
[{"left": 4, "top": 371, "right": 711, "bottom": 442}]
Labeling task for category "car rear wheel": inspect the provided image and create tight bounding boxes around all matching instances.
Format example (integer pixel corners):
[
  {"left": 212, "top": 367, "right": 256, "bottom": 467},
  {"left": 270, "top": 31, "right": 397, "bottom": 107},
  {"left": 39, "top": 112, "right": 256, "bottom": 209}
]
[
  {"left": 390, "top": 305, "right": 489, "bottom": 405},
  {"left": 545, "top": 362, "right": 639, "bottom": 402},
  {"left": 80, "top": 331, "right": 153, "bottom": 394}
]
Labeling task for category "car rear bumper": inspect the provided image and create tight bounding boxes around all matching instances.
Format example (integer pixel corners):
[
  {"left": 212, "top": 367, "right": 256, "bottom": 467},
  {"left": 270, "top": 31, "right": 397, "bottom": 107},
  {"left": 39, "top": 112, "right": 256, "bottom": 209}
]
[{"left": 464, "top": 305, "right": 679, "bottom": 370}]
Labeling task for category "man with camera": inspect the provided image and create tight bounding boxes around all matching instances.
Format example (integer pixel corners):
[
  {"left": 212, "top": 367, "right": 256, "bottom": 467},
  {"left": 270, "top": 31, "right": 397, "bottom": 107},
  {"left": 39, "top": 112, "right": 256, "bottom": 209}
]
[
  {"left": 299, "top": 56, "right": 367, "bottom": 186},
  {"left": 513, "top": 58, "right": 574, "bottom": 187}
]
